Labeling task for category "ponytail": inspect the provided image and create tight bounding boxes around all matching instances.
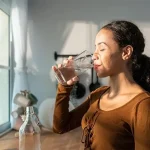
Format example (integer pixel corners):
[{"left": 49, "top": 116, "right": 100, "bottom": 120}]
[{"left": 132, "top": 54, "right": 150, "bottom": 92}]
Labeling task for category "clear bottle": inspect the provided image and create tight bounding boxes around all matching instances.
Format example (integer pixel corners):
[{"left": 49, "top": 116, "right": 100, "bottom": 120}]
[{"left": 19, "top": 106, "right": 41, "bottom": 150}]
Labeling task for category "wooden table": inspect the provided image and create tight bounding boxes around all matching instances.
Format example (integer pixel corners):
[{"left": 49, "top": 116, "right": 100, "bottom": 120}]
[{"left": 0, "top": 127, "right": 83, "bottom": 150}]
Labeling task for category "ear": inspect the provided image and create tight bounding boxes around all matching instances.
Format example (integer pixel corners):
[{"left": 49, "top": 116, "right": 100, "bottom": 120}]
[{"left": 122, "top": 45, "right": 133, "bottom": 60}]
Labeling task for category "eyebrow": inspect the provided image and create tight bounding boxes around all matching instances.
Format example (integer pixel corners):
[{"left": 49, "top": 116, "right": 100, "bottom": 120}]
[
  {"left": 95, "top": 42, "right": 110, "bottom": 49},
  {"left": 95, "top": 42, "right": 108, "bottom": 47}
]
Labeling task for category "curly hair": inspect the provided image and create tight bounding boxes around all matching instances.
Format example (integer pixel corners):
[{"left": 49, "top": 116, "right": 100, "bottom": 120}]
[{"left": 101, "top": 20, "right": 150, "bottom": 92}]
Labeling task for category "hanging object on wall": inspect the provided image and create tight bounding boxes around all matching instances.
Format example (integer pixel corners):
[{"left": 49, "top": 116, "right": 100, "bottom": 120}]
[
  {"left": 54, "top": 51, "right": 77, "bottom": 61},
  {"left": 71, "top": 81, "right": 86, "bottom": 99},
  {"left": 89, "top": 68, "right": 95, "bottom": 92},
  {"left": 89, "top": 68, "right": 101, "bottom": 92}
]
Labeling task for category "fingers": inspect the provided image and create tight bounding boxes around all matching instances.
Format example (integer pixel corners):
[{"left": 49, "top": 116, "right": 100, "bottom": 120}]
[
  {"left": 68, "top": 56, "right": 73, "bottom": 60},
  {"left": 52, "top": 63, "right": 62, "bottom": 72},
  {"left": 52, "top": 66, "right": 57, "bottom": 71},
  {"left": 67, "top": 76, "right": 79, "bottom": 85},
  {"left": 63, "top": 56, "right": 74, "bottom": 67},
  {"left": 52, "top": 56, "right": 76, "bottom": 86},
  {"left": 52, "top": 56, "right": 74, "bottom": 69},
  {"left": 57, "top": 64, "right": 62, "bottom": 68},
  {"left": 51, "top": 65, "right": 79, "bottom": 86},
  {"left": 73, "top": 76, "right": 79, "bottom": 82}
]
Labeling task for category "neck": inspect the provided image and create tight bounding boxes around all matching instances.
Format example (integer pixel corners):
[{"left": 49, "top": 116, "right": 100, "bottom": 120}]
[{"left": 108, "top": 71, "right": 139, "bottom": 97}]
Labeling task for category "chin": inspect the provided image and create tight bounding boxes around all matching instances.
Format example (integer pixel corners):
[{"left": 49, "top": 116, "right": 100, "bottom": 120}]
[{"left": 97, "top": 72, "right": 108, "bottom": 78}]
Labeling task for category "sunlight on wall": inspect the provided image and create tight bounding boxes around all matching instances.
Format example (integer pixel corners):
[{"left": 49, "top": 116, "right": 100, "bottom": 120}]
[{"left": 61, "top": 21, "right": 98, "bottom": 54}]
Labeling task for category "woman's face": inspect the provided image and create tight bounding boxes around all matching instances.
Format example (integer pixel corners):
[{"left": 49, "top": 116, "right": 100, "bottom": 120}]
[{"left": 93, "top": 29, "right": 125, "bottom": 78}]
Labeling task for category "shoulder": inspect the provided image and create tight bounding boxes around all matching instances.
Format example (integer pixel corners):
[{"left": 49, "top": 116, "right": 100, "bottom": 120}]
[
  {"left": 130, "top": 93, "right": 150, "bottom": 134},
  {"left": 135, "top": 93, "right": 150, "bottom": 111},
  {"left": 132, "top": 92, "right": 150, "bottom": 118},
  {"left": 135, "top": 92, "right": 150, "bottom": 106}
]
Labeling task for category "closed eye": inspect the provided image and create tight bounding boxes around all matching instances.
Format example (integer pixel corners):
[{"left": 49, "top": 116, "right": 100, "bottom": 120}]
[{"left": 100, "top": 49, "right": 105, "bottom": 51}]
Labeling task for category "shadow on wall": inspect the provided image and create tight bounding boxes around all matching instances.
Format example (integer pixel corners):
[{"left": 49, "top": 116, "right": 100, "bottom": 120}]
[{"left": 27, "top": 0, "right": 150, "bottom": 106}]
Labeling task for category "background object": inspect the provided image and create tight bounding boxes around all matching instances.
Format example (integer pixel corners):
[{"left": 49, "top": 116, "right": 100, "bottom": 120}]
[
  {"left": 38, "top": 98, "right": 74, "bottom": 131},
  {"left": 71, "top": 81, "right": 86, "bottom": 99},
  {"left": 19, "top": 106, "right": 41, "bottom": 150},
  {"left": 89, "top": 68, "right": 95, "bottom": 92}
]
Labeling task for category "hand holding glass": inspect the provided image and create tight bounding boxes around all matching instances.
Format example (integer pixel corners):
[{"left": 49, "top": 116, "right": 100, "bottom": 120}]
[{"left": 52, "top": 50, "right": 93, "bottom": 85}]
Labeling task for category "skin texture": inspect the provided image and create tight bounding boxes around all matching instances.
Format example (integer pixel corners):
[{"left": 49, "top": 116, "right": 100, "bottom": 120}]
[
  {"left": 93, "top": 29, "right": 124, "bottom": 78},
  {"left": 92, "top": 29, "right": 144, "bottom": 110}
]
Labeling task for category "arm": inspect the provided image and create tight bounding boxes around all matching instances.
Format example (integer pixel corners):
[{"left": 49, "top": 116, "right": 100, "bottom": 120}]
[
  {"left": 133, "top": 98, "right": 150, "bottom": 149},
  {"left": 53, "top": 83, "right": 91, "bottom": 134}
]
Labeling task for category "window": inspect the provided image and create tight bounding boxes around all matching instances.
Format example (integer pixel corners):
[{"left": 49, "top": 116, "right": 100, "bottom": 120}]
[{"left": 0, "top": 0, "right": 12, "bottom": 135}]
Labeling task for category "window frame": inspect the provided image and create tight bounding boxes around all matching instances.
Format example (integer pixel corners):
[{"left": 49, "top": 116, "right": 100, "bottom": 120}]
[{"left": 0, "top": 0, "right": 12, "bottom": 135}]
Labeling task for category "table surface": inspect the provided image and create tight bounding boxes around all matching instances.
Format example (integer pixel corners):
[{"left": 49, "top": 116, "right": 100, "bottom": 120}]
[{"left": 0, "top": 127, "right": 83, "bottom": 150}]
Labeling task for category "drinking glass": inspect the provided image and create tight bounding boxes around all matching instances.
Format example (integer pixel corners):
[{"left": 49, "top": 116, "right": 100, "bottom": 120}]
[{"left": 53, "top": 50, "right": 93, "bottom": 85}]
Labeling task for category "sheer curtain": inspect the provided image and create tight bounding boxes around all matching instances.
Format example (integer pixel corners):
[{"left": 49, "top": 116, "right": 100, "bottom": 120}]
[{"left": 11, "top": 0, "right": 29, "bottom": 126}]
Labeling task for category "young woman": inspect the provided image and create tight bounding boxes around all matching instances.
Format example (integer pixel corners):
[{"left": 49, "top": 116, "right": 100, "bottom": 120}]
[{"left": 52, "top": 20, "right": 150, "bottom": 150}]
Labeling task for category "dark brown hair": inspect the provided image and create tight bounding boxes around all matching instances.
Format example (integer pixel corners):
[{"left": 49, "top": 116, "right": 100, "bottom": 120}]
[{"left": 102, "top": 20, "right": 150, "bottom": 92}]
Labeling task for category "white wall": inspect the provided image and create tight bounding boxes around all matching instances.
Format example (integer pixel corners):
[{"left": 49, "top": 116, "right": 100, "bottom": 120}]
[{"left": 27, "top": 0, "right": 150, "bottom": 106}]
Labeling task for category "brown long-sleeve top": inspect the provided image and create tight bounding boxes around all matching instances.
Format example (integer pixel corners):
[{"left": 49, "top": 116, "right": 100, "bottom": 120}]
[{"left": 53, "top": 84, "right": 150, "bottom": 150}]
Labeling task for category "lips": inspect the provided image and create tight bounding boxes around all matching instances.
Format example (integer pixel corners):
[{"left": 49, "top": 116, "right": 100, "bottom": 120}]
[{"left": 94, "top": 64, "right": 101, "bottom": 70}]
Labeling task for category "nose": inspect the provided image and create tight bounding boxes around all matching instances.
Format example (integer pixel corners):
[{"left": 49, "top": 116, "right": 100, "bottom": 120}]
[{"left": 92, "top": 53, "right": 98, "bottom": 61}]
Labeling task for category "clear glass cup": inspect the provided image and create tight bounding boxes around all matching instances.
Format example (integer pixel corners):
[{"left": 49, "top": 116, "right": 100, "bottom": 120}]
[{"left": 53, "top": 50, "right": 93, "bottom": 85}]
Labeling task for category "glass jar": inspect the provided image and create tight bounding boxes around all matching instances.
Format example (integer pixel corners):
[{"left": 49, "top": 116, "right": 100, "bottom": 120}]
[{"left": 19, "top": 106, "right": 41, "bottom": 150}]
